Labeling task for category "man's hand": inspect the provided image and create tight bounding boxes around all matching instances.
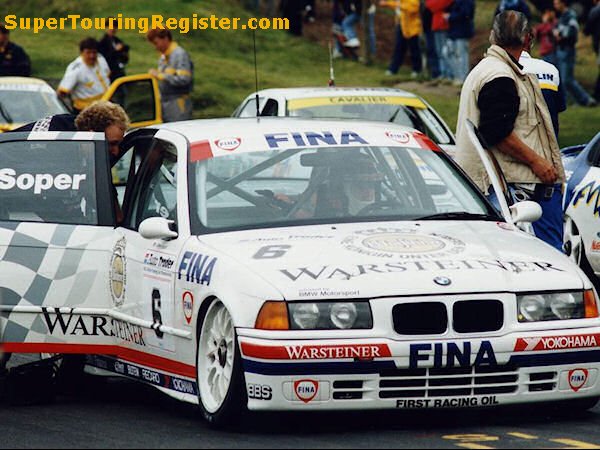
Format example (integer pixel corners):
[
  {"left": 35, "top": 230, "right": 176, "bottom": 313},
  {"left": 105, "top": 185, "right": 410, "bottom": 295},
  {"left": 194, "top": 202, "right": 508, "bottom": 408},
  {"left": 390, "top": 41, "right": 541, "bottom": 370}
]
[
  {"left": 531, "top": 157, "right": 558, "bottom": 184},
  {"left": 148, "top": 69, "right": 159, "bottom": 78}
]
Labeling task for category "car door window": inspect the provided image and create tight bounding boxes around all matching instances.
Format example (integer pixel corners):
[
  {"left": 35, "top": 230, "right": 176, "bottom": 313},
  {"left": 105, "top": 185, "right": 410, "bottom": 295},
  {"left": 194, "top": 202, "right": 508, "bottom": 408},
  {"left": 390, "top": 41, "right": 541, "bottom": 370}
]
[
  {"left": 0, "top": 140, "right": 100, "bottom": 224},
  {"left": 127, "top": 139, "right": 178, "bottom": 229}
]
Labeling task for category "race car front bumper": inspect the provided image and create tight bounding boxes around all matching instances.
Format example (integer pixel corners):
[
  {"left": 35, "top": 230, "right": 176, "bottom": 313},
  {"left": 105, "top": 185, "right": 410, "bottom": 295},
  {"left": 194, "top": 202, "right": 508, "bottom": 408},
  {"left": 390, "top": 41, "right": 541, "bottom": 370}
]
[{"left": 238, "top": 329, "right": 600, "bottom": 411}]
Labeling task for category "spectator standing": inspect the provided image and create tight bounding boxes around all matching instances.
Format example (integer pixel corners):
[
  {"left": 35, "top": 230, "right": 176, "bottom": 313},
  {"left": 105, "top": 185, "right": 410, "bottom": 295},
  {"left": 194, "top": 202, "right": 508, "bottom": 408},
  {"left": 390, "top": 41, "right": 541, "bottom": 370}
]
[
  {"left": 520, "top": 50, "right": 566, "bottom": 139},
  {"left": 446, "top": 0, "right": 475, "bottom": 84},
  {"left": 533, "top": 9, "right": 559, "bottom": 66},
  {"left": 421, "top": 0, "right": 441, "bottom": 80},
  {"left": 456, "top": 11, "right": 565, "bottom": 251},
  {"left": 98, "top": 19, "right": 130, "bottom": 83},
  {"left": 553, "top": 0, "right": 597, "bottom": 106},
  {"left": 58, "top": 38, "right": 110, "bottom": 113},
  {"left": 0, "top": 23, "right": 31, "bottom": 77},
  {"left": 584, "top": 0, "right": 600, "bottom": 101},
  {"left": 494, "top": 0, "right": 532, "bottom": 20},
  {"left": 147, "top": 28, "right": 194, "bottom": 122},
  {"left": 426, "top": 0, "right": 454, "bottom": 81},
  {"left": 382, "top": 0, "right": 423, "bottom": 78},
  {"left": 341, "top": 0, "right": 363, "bottom": 48},
  {"left": 281, "top": 0, "right": 308, "bottom": 36}
]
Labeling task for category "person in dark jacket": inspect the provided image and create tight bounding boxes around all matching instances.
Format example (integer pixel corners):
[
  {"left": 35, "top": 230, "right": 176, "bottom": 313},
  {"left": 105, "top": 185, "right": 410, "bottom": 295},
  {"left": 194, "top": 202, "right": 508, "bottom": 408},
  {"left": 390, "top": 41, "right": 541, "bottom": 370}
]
[
  {"left": 495, "top": 0, "right": 532, "bottom": 20},
  {"left": 554, "top": 0, "right": 596, "bottom": 106},
  {"left": 585, "top": 0, "right": 600, "bottom": 101},
  {"left": 446, "top": 0, "right": 475, "bottom": 84},
  {"left": 0, "top": 23, "right": 31, "bottom": 77},
  {"left": 98, "top": 20, "right": 130, "bottom": 83},
  {"left": 281, "top": 0, "right": 309, "bottom": 36}
]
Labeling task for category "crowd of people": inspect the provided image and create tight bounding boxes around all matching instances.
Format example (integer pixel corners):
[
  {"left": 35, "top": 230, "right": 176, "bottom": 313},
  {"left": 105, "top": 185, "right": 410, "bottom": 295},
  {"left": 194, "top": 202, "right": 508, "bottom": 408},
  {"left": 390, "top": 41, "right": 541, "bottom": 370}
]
[
  {"left": 0, "top": 20, "right": 194, "bottom": 122},
  {"left": 266, "top": 0, "right": 599, "bottom": 103}
]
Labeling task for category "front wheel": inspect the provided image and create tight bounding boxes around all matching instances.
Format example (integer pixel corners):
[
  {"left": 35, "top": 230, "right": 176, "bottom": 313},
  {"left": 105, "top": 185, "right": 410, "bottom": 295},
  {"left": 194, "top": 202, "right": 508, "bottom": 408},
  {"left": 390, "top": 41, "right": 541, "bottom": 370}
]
[{"left": 196, "top": 299, "right": 246, "bottom": 428}]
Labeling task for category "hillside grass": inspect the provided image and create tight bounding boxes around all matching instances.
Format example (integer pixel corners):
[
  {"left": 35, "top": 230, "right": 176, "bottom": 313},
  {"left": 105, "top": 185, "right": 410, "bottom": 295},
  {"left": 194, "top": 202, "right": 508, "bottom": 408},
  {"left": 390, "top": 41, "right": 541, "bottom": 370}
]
[{"left": 3, "top": 0, "right": 599, "bottom": 147}]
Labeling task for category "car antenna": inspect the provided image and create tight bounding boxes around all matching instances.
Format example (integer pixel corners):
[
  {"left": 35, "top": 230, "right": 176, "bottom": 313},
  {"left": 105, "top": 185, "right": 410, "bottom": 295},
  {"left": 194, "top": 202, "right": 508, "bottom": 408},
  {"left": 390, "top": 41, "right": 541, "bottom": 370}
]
[
  {"left": 328, "top": 41, "right": 336, "bottom": 87},
  {"left": 253, "top": 29, "right": 260, "bottom": 121}
]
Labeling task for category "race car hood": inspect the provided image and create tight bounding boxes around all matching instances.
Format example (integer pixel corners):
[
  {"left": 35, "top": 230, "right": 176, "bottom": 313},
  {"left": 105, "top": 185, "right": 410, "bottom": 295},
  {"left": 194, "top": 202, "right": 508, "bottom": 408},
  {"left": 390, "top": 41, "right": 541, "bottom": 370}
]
[{"left": 198, "top": 221, "right": 585, "bottom": 300}]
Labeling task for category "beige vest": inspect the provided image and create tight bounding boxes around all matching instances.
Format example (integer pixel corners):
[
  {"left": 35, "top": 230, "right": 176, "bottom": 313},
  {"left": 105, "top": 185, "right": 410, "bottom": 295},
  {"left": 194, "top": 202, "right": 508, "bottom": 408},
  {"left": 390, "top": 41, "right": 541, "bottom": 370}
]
[{"left": 455, "top": 45, "right": 565, "bottom": 192}]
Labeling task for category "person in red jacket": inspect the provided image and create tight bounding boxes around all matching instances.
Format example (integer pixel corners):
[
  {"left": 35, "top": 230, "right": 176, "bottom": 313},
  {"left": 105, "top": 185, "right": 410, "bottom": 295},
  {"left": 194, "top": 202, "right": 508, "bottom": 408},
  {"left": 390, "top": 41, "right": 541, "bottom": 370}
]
[
  {"left": 533, "top": 8, "right": 558, "bottom": 66},
  {"left": 426, "top": 0, "right": 454, "bottom": 80}
]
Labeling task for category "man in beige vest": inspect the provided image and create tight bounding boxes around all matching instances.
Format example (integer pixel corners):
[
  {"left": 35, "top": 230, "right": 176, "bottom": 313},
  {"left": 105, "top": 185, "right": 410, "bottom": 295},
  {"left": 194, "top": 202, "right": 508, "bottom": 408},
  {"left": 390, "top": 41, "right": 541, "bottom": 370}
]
[{"left": 455, "top": 10, "right": 565, "bottom": 252}]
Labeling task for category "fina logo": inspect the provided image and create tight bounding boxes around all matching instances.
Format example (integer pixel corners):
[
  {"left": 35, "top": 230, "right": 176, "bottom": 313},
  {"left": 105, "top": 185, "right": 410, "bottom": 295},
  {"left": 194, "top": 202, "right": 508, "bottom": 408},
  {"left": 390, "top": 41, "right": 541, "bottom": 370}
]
[
  {"left": 215, "top": 137, "right": 241, "bottom": 151},
  {"left": 385, "top": 130, "right": 411, "bottom": 144},
  {"left": 294, "top": 379, "right": 319, "bottom": 403},
  {"left": 568, "top": 368, "right": 589, "bottom": 392}
]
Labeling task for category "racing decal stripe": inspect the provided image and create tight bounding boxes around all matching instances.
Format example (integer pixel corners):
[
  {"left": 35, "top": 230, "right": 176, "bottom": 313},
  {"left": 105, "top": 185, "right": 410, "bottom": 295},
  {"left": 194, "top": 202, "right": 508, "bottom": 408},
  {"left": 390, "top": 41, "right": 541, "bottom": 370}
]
[
  {"left": 242, "top": 358, "right": 397, "bottom": 375},
  {"left": 243, "top": 350, "right": 600, "bottom": 376},
  {"left": 3, "top": 343, "right": 196, "bottom": 378},
  {"left": 413, "top": 133, "right": 441, "bottom": 152},
  {"left": 514, "top": 334, "right": 600, "bottom": 352},
  {"left": 190, "top": 140, "right": 213, "bottom": 162},
  {"left": 508, "top": 349, "right": 600, "bottom": 367},
  {"left": 241, "top": 342, "right": 392, "bottom": 360}
]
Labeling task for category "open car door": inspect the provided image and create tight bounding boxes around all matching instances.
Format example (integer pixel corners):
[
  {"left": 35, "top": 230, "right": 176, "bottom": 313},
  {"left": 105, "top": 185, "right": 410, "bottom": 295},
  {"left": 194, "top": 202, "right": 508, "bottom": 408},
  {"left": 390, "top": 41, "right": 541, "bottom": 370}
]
[
  {"left": 102, "top": 74, "right": 162, "bottom": 129},
  {"left": 0, "top": 131, "right": 117, "bottom": 372},
  {"left": 464, "top": 120, "right": 541, "bottom": 233}
]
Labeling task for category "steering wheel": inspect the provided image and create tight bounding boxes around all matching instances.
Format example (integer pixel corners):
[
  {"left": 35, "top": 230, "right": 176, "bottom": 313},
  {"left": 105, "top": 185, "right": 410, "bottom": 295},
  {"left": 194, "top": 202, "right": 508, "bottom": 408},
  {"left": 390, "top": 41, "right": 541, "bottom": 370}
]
[{"left": 357, "top": 200, "right": 404, "bottom": 216}]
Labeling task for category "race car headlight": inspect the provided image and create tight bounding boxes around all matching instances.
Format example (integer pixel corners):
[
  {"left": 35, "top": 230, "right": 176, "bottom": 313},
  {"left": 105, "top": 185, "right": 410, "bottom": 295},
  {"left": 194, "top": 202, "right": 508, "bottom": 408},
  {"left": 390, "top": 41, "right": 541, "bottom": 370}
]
[
  {"left": 289, "top": 302, "right": 372, "bottom": 330},
  {"left": 517, "top": 290, "right": 598, "bottom": 322}
]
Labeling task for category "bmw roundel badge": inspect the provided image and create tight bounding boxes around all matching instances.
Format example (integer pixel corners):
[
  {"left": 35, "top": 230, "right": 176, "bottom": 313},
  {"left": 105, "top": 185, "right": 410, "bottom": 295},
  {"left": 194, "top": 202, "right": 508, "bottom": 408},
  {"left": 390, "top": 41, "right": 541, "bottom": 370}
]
[{"left": 433, "top": 276, "right": 451, "bottom": 286}]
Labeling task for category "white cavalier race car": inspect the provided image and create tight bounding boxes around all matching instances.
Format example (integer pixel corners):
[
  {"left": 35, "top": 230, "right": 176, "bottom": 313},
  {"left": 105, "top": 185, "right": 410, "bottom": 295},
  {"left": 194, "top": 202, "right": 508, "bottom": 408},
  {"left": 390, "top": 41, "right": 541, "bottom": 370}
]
[
  {"left": 0, "top": 119, "right": 599, "bottom": 427},
  {"left": 233, "top": 87, "right": 457, "bottom": 156}
]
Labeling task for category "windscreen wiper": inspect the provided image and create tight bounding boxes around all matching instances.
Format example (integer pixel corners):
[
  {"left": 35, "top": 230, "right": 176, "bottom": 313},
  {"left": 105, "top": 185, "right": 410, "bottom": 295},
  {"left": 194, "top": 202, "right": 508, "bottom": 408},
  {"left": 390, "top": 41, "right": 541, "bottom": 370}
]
[
  {"left": 416, "top": 211, "right": 500, "bottom": 221},
  {"left": 0, "top": 101, "right": 13, "bottom": 123}
]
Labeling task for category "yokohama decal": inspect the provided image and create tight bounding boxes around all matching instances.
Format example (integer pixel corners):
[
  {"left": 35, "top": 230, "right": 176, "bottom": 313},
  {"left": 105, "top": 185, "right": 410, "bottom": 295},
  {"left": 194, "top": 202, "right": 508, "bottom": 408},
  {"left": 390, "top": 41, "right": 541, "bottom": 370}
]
[
  {"left": 514, "top": 334, "right": 600, "bottom": 352},
  {"left": 241, "top": 343, "right": 391, "bottom": 360}
]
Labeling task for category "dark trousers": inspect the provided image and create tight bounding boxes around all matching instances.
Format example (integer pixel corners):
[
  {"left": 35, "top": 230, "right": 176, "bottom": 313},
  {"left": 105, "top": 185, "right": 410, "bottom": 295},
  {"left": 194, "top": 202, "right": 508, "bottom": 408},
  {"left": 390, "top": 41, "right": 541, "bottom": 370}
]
[
  {"left": 424, "top": 29, "right": 440, "bottom": 79},
  {"left": 388, "top": 25, "right": 422, "bottom": 74}
]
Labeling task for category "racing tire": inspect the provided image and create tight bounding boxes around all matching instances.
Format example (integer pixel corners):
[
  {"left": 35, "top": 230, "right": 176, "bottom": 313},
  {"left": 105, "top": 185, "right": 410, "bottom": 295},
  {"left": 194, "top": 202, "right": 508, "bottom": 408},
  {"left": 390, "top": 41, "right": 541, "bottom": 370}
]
[{"left": 196, "top": 298, "right": 246, "bottom": 428}]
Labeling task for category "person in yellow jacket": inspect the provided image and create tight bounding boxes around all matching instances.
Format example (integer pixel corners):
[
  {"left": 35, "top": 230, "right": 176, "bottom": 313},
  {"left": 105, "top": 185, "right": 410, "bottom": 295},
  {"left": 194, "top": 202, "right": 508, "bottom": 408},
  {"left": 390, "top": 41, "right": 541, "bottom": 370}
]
[
  {"left": 58, "top": 38, "right": 110, "bottom": 113},
  {"left": 147, "top": 28, "right": 194, "bottom": 122},
  {"left": 380, "top": 0, "right": 423, "bottom": 77}
]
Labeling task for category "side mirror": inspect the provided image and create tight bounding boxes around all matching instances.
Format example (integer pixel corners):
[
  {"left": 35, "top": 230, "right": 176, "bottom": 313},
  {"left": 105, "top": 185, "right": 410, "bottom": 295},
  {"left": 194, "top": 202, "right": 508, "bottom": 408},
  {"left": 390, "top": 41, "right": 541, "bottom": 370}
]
[
  {"left": 139, "top": 217, "right": 178, "bottom": 240},
  {"left": 509, "top": 201, "right": 542, "bottom": 224}
]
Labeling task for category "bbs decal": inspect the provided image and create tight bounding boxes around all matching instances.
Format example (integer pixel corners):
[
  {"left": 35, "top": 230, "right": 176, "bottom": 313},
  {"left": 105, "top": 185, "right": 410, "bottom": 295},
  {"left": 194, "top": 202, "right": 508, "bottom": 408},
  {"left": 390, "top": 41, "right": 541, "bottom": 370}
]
[{"left": 247, "top": 383, "right": 272, "bottom": 400}]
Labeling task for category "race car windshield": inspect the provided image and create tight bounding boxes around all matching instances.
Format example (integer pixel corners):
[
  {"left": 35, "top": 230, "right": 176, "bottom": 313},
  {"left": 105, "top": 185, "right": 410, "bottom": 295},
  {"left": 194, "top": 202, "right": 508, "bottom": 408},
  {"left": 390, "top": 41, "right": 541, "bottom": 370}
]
[
  {"left": 0, "top": 90, "right": 68, "bottom": 124},
  {"left": 189, "top": 146, "right": 497, "bottom": 233},
  {"left": 288, "top": 101, "right": 453, "bottom": 145}
]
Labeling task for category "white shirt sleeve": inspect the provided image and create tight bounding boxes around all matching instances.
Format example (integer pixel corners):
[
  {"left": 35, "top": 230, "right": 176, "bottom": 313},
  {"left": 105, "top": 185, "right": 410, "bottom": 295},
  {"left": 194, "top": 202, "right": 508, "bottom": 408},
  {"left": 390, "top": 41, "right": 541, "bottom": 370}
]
[{"left": 58, "top": 61, "right": 79, "bottom": 92}]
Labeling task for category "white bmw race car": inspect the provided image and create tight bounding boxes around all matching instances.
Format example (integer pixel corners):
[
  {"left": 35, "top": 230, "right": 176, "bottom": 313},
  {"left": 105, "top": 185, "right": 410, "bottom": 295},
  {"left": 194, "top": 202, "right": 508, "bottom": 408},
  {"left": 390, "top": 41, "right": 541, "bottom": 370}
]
[{"left": 0, "top": 118, "right": 599, "bottom": 426}]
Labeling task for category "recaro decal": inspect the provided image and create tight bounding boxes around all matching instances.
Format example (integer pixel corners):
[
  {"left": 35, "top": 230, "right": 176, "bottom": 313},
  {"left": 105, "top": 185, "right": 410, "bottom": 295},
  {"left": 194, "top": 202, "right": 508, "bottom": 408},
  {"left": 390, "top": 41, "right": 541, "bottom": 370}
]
[
  {"left": 0, "top": 168, "right": 87, "bottom": 194},
  {"left": 264, "top": 131, "right": 368, "bottom": 149}
]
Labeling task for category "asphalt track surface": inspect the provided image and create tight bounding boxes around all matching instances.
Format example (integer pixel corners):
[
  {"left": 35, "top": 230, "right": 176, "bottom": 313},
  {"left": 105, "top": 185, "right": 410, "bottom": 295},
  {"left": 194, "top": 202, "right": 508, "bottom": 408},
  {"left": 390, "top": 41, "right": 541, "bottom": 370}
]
[{"left": 2, "top": 373, "right": 600, "bottom": 449}]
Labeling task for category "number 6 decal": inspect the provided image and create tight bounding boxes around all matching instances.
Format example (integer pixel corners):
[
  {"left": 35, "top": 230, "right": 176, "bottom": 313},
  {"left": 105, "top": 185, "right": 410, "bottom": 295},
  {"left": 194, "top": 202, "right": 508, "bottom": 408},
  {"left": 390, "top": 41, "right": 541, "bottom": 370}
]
[{"left": 152, "top": 288, "right": 164, "bottom": 338}]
